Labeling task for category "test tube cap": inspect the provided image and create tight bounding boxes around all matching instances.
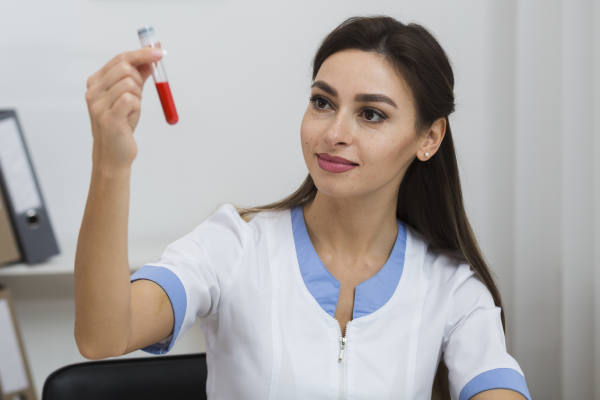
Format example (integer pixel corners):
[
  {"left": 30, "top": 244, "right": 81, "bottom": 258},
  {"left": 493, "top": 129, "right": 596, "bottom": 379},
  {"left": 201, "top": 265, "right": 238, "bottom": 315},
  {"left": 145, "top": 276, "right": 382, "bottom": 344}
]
[{"left": 138, "top": 26, "right": 158, "bottom": 47}]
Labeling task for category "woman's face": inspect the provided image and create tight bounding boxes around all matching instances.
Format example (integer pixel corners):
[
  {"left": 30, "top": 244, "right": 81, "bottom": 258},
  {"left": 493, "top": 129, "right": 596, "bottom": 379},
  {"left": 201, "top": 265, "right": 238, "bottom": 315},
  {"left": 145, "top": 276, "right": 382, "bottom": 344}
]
[{"left": 300, "top": 49, "right": 426, "bottom": 201}]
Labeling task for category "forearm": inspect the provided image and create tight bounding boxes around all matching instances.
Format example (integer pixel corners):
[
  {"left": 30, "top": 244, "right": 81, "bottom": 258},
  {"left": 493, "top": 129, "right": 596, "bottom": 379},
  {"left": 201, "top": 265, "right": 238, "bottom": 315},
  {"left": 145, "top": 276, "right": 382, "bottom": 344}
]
[
  {"left": 471, "top": 389, "right": 527, "bottom": 399},
  {"left": 74, "top": 163, "right": 132, "bottom": 359},
  {"left": 74, "top": 47, "right": 168, "bottom": 359}
]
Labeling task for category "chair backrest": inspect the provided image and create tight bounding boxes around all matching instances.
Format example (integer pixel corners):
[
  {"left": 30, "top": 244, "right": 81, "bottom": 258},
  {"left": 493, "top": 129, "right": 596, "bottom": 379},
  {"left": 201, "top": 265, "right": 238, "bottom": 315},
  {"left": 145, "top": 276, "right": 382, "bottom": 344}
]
[{"left": 42, "top": 353, "right": 207, "bottom": 400}]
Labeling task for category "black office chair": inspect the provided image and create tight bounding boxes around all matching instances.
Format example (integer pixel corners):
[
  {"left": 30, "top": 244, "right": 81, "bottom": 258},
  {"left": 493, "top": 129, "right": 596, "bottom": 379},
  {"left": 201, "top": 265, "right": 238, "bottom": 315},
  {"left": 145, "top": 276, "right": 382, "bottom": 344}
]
[{"left": 42, "top": 353, "right": 208, "bottom": 400}]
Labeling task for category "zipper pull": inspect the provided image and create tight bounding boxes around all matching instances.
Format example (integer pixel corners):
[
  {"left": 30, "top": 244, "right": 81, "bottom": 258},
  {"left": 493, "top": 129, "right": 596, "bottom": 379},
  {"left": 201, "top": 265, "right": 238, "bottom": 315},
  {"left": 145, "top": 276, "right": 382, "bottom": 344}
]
[{"left": 339, "top": 337, "right": 347, "bottom": 362}]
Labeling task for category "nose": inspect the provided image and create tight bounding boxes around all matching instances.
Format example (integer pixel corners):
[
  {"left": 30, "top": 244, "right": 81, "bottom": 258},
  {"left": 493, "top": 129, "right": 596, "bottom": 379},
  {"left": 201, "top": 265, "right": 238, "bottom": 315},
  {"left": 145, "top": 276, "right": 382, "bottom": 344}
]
[{"left": 323, "top": 112, "right": 353, "bottom": 147}]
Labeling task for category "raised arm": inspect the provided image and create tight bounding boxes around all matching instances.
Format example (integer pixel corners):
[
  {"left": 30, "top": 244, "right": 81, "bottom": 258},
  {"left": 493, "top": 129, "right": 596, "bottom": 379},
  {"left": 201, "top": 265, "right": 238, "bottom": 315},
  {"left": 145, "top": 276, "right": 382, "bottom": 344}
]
[
  {"left": 74, "top": 48, "right": 174, "bottom": 360},
  {"left": 472, "top": 389, "right": 527, "bottom": 399}
]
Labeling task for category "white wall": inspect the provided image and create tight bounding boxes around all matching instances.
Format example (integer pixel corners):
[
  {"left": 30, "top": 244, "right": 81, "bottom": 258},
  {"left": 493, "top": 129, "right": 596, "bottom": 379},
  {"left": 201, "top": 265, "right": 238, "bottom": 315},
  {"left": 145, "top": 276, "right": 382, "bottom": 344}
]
[
  {"left": 513, "top": 2, "right": 564, "bottom": 397},
  {"left": 0, "top": 0, "right": 488, "bottom": 249},
  {"left": 0, "top": 0, "right": 598, "bottom": 399}
]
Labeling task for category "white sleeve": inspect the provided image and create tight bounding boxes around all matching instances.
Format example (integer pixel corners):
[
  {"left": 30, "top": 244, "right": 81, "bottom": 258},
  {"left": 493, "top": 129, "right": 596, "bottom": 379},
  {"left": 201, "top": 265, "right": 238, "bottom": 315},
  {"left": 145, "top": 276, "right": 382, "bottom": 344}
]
[
  {"left": 130, "top": 204, "right": 252, "bottom": 354},
  {"left": 443, "top": 264, "right": 531, "bottom": 400}
]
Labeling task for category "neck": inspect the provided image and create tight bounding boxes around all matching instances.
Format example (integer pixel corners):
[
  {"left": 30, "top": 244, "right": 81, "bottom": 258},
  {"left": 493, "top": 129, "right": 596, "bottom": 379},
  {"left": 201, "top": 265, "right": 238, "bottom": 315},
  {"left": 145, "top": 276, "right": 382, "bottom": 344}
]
[{"left": 302, "top": 187, "right": 399, "bottom": 260}]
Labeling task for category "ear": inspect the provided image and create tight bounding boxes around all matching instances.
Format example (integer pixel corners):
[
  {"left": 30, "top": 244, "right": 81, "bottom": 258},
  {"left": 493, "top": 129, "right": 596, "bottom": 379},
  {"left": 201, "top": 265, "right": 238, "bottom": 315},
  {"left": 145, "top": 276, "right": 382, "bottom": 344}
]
[{"left": 417, "top": 117, "right": 446, "bottom": 161}]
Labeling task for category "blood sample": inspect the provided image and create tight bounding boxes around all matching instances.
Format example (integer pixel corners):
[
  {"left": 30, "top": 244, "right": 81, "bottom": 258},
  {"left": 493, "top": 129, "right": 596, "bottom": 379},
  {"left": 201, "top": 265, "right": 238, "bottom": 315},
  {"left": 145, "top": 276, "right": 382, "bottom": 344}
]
[{"left": 138, "top": 26, "right": 179, "bottom": 125}]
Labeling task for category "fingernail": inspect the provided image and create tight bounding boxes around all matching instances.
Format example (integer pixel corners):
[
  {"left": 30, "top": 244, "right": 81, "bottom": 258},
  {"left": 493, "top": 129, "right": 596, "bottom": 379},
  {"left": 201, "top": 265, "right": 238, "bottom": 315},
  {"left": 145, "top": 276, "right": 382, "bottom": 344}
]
[{"left": 151, "top": 49, "right": 166, "bottom": 60}]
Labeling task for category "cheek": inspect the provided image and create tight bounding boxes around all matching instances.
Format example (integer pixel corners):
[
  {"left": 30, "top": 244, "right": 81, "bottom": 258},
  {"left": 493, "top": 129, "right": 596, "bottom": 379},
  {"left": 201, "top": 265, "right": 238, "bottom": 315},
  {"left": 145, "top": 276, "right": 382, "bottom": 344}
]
[
  {"left": 361, "top": 132, "right": 415, "bottom": 178},
  {"left": 300, "top": 111, "right": 320, "bottom": 153}
]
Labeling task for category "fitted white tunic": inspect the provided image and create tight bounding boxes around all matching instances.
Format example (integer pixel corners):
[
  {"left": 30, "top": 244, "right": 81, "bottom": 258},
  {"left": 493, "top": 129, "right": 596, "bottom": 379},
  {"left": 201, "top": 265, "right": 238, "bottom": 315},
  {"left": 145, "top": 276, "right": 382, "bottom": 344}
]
[{"left": 131, "top": 204, "right": 531, "bottom": 400}]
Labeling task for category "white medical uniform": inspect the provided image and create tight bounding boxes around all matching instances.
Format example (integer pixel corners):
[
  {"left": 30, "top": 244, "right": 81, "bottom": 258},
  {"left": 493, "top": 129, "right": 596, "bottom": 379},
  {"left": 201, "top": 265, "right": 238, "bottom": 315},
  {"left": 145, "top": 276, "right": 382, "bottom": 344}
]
[{"left": 131, "top": 204, "right": 531, "bottom": 400}]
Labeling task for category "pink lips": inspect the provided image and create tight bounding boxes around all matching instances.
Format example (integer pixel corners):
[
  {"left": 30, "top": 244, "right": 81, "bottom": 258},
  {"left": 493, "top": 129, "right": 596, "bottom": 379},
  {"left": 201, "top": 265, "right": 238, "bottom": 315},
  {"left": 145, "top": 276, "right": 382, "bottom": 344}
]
[{"left": 317, "top": 153, "right": 358, "bottom": 173}]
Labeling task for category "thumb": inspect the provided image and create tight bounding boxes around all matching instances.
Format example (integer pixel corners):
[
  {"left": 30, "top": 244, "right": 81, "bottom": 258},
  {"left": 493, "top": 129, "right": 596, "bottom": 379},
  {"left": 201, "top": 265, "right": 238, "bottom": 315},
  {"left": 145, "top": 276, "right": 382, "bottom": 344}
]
[{"left": 137, "top": 45, "right": 166, "bottom": 83}]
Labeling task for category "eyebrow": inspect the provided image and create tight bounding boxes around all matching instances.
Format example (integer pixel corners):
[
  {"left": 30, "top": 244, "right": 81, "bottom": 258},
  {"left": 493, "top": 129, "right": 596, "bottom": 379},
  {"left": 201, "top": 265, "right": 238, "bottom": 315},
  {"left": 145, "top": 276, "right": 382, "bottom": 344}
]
[
  {"left": 311, "top": 80, "right": 338, "bottom": 97},
  {"left": 311, "top": 80, "right": 398, "bottom": 108},
  {"left": 355, "top": 93, "right": 397, "bottom": 108}
]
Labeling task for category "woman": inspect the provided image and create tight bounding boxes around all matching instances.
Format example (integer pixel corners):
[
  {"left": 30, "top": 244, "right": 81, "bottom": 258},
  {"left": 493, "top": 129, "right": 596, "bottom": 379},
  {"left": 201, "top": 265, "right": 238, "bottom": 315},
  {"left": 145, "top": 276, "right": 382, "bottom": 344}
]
[{"left": 75, "top": 16, "right": 531, "bottom": 400}]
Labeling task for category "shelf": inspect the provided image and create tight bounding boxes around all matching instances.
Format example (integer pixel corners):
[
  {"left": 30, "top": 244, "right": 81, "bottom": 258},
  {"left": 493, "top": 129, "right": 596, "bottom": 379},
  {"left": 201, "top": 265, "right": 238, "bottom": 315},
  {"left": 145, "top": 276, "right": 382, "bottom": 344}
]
[{"left": 0, "top": 241, "right": 171, "bottom": 277}]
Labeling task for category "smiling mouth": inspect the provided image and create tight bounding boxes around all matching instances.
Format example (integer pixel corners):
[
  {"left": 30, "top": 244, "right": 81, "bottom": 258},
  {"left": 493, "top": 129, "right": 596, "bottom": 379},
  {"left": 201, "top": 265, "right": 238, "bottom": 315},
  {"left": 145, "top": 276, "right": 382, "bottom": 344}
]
[{"left": 317, "top": 153, "right": 358, "bottom": 173}]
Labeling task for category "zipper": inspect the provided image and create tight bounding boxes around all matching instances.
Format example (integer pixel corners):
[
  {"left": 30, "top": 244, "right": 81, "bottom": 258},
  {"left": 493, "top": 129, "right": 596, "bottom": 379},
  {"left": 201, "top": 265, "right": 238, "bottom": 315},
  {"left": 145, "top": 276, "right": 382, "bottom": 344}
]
[
  {"left": 335, "top": 319, "right": 351, "bottom": 400},
  {"left": 339, "top": 337, "right": 347, "bottom": 361}
]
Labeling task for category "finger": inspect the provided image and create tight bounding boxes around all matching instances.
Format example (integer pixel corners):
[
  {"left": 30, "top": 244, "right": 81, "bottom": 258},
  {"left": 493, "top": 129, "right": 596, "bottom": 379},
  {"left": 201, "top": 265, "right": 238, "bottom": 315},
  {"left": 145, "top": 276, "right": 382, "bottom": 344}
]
[
  {"left": 136, "top": 63, "right": 153, "bottom": 84},
  {"left": 87, "top": 47, "right": 161, "bottom": 90},
  {"left": 87, "top": 70, "right": 102, "bottom": 89},
  {"left": 105, "top": 77, "right": 143, "bottom": 111},
  {"left": 136, "top": 43, "right": 167, "bottom": 83},
  {"left": 97, "top": 60, "right": 144, "bottom": 93},
  {"left": 97, "top": 47, "right": 165, "bottom": 81},
  {"left": 111, "top": 92, "right": 141, "bottom": 122}
]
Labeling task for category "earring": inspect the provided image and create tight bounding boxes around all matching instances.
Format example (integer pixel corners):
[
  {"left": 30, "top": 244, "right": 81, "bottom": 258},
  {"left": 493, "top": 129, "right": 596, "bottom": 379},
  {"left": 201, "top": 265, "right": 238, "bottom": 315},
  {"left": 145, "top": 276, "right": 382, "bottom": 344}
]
[{"left": 425, "top": 152, "right": 429, "bottom": 158}]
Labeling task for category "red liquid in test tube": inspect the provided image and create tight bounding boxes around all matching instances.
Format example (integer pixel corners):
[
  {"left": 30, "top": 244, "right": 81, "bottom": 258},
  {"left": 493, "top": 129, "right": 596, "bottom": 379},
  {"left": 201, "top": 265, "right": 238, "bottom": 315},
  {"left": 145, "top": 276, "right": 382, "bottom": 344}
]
[
  {"left": 138, "top": 26, "right": 179, "bottom": 125},
  {"left": 155, "top": 82, "right": 178, "bottom": 124}
]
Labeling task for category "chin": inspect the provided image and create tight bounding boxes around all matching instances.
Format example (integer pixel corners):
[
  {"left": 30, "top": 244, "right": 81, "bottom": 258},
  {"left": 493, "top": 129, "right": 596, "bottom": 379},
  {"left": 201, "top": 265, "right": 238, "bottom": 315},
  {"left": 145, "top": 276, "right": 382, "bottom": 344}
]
[{"left": 311, "top": 170, "right": 367, "bottom": 199}]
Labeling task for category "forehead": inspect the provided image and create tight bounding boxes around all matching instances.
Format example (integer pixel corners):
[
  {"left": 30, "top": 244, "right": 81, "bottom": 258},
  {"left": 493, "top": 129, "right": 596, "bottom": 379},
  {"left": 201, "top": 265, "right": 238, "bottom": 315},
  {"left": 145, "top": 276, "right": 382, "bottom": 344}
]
[{"left": 314, "top": 49, "right": 412, "bottom": 105}]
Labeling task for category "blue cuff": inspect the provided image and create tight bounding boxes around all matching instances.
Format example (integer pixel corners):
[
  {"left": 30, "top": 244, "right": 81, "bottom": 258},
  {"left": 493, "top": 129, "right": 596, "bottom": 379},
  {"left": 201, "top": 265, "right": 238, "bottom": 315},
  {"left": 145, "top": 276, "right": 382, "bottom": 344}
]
[
  {"left": 459, "top": 368, "right": 531, "bottom": 400},
  {"left": 130, "top": 265, "right": 187, "bottom": 355}
]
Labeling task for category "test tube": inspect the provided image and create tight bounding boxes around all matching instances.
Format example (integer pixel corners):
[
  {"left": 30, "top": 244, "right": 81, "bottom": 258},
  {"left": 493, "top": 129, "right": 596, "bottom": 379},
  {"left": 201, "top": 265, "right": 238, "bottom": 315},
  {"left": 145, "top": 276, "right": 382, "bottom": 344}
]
[{"left": 138, "top": 26, "right": 179, "bottom": 125}]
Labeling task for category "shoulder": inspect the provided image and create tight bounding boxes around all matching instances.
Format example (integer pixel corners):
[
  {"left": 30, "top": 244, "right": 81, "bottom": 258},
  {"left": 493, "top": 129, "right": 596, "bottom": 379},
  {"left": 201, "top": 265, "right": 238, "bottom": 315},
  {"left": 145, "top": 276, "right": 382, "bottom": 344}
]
[
  {"left": 199, "top": 204, "right": 251, "bottom": 232},
  {"left": 188, "top": 203, "right": 272, "bottom": 240},
  {"left": 188, "top": 204, "right": 293, "bottom": 248},
  {"left": 159, "top": 204, "right": 257, "bottom": 262},
  {"left": 245, "top": 207, "right": 293, "bottom": 232},
  {"left": 405, "top": 225, "right": 492, "bottom": 305},
  {"left": 404, "top": 225, "right": 468, "bottom": 281}
]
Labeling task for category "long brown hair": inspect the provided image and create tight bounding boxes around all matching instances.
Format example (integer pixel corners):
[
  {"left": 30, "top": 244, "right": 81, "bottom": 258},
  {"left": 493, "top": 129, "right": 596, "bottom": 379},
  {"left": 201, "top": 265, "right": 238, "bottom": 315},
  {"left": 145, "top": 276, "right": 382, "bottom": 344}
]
[{"left": 238, "top": 16, "right": 504, "bottom": 399}]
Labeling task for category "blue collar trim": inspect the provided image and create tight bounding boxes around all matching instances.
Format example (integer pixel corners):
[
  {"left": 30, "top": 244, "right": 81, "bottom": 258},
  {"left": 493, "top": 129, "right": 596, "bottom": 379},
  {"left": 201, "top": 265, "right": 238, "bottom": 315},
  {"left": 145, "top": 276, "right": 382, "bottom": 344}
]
[{"left": 291, "top": 206, "right": 407, "bottom": 319}]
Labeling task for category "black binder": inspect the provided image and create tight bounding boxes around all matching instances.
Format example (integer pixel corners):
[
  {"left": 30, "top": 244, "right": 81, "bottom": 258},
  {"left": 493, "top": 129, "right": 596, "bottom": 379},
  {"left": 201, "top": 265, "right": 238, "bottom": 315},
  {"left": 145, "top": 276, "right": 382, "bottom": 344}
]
[{"left": 0, "top": 110, "right": 59, "bottom": 264}]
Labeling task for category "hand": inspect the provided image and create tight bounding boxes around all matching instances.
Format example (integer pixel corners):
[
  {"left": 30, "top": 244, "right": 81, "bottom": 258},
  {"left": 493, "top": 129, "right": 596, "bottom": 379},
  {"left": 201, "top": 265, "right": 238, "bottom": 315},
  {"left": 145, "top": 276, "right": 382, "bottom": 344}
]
[{"left": 85, "top": 47, "right": 164, "bottom": 170}]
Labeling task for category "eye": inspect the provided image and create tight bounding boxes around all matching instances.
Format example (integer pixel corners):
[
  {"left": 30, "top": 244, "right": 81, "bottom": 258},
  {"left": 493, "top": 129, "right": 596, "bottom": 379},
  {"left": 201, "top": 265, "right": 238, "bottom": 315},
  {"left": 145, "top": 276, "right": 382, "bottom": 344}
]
[
  {"left": 361, "top": 108, "right": 386, "bottom": 122},
  {"left": 310, "top": 95, "right": 333, "bottom": 110}
]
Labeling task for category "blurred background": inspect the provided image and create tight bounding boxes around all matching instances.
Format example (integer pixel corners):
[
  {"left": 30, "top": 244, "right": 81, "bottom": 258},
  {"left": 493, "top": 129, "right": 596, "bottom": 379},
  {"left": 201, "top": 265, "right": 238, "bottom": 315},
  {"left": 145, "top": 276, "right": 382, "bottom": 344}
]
[{"left": 0, "top": 0, "right": 598, "bottom": 398}]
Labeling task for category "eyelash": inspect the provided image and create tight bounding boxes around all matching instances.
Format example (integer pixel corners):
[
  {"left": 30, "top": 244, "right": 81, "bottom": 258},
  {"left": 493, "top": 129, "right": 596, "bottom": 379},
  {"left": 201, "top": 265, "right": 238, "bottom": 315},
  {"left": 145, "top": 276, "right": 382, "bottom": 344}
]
[{"left": 309, "top": 95, "right": 388, "bottom": 122}]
